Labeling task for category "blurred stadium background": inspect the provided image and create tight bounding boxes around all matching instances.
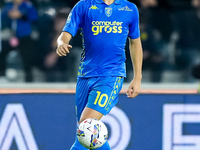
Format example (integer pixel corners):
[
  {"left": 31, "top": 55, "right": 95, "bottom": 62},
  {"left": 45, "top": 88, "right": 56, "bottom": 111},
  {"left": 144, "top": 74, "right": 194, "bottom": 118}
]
[{"left": 0, "top": 0, "right": 200, "bottom": 150}]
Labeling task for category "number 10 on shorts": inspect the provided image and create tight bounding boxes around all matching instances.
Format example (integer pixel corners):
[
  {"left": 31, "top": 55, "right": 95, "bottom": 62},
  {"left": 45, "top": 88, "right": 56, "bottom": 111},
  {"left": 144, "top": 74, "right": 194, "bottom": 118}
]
[{"left": 94, "top": 91, "right": 108, "bottom": 107}]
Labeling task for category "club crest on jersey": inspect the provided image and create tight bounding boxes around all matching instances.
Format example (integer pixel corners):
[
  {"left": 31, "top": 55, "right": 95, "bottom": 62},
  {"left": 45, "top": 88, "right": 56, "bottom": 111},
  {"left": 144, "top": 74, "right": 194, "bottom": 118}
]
[{"left": 105, "top": 7, "right": 112, "bottom": 17}]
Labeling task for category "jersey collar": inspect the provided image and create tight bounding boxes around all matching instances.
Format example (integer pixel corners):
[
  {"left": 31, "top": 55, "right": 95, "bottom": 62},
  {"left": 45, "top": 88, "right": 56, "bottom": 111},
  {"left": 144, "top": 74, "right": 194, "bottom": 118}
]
[{"left": 95, "top": 0, "right": 121, "bottom": 5}]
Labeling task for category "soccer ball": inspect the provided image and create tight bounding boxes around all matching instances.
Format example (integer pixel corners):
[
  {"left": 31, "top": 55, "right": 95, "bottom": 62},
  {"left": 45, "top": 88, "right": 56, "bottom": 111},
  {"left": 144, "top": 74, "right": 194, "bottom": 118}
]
[{"left": 77, "top": 118, "right": 108, "bottom": 149}]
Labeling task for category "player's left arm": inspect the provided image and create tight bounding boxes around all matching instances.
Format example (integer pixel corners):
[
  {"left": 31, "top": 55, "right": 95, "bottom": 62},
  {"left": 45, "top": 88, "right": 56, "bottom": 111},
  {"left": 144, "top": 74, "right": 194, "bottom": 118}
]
[{"left": 127, "top": 37, "right": 143, "bottom": 98}]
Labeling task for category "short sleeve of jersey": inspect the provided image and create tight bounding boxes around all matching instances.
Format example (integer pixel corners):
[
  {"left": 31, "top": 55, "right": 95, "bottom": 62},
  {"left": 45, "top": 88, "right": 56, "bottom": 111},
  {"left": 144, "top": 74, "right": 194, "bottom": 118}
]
[
  {"left": 128, "top": 4, "right": 140, "bottom": 39},
  {"left": 62, "top": 1, "right": 85, "bottom": 37}
]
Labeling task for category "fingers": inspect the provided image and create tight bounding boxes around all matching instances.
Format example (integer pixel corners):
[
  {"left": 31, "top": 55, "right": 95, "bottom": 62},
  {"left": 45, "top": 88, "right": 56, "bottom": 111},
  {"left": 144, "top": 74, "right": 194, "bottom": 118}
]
[
  {"left": 126, "top": 88, "right": 133, "bottom": 98},
  {"left": 56, "top": 44, "right": 72, "bottom": 57},
  {"left": 67, "top": 45, "right": 72, "bottom": 49},
  {"left": 126, "top": 88, "right": 140, "bottom": 98},
  {"left": 56, "top": 49, "right": 65, "bottom": 56},
  {"left": 57, "top": 46, "right": 66, "bottom": 56},
  {"left": 131, "top": 91, "right": 139, "bottom": 98}
]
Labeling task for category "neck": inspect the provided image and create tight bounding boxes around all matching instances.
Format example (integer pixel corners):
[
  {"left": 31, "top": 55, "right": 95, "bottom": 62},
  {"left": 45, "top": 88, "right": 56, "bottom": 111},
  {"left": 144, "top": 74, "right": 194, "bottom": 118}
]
[{"left": 103, "top": 0, "right": 115, "bottom": 5}]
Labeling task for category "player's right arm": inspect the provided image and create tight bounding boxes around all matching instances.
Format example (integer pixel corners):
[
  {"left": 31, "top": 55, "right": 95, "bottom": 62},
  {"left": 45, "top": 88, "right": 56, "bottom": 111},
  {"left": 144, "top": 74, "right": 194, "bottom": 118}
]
[
  {"left": 56, "top": 1, "right": 85, "bottom": 57},
  {"left": 56, "top": 32, "right": 72, "bottom": 57}
]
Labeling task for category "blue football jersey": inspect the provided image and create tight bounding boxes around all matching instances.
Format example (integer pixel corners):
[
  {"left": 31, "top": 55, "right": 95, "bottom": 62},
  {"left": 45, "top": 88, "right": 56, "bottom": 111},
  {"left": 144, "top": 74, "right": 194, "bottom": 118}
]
[{"left": 63, "top": 0, "right": 140, "bottom": 78}]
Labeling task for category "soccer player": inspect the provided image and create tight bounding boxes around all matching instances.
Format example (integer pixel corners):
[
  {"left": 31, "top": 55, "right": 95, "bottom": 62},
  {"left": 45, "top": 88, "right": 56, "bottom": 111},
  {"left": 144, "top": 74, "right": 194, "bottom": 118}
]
[{"left": 56, "top": 0, "right": 143, "bottom": 149}]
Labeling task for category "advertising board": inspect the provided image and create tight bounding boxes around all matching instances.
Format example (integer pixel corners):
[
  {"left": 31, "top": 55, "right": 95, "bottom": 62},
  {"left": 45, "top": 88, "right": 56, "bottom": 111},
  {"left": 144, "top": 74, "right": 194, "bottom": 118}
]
[{"left": 0, "top": 94, "right": 200, "bottom": 150}]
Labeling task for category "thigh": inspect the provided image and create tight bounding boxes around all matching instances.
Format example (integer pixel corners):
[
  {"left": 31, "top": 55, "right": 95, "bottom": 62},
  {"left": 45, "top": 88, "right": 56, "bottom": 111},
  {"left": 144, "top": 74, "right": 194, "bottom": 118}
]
[
  {"left": 87, "top": 76, "right": 124, "bottom": 116},
  {"left": 75, "top": 78, "right": 91, "bottom": 122}
]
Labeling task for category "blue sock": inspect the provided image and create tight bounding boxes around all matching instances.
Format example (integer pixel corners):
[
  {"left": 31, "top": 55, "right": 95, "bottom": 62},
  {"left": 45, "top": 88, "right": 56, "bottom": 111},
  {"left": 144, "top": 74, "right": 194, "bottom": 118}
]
[
  {"left": 70, "top": 136, "right": 111, "bottom": 150},
  {"left": 96, "top": 141, "right": 111, "bottom": 150}
]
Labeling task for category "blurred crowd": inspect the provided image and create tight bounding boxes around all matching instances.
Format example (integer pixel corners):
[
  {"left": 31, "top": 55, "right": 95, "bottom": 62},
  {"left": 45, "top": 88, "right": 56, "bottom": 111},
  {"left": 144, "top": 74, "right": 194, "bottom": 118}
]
[{"left": 0, "top": 0, "right": 200, "bottom": 83}]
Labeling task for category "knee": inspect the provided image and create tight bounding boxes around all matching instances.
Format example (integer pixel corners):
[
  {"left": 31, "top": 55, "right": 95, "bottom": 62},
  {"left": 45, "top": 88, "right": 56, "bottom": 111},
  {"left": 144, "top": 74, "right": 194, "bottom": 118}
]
[
  {"left": 79, "top": 117, "right": 100, "bottom": 125},
  {"left": 78, "top": 117, "right": 88, "bottom": 124},
  {"left": 78, "top": 107, "right": 104, "bottom": 124}
]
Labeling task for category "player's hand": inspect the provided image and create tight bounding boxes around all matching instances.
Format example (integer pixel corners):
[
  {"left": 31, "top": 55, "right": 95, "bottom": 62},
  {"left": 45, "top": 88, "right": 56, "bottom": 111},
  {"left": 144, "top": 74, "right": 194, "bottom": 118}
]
[
  {"left": 56, "top": 42, "right": 72, "bottom": 57},
  {"left": 126, "top": 78, "right": 141, "bottom": 98}
]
